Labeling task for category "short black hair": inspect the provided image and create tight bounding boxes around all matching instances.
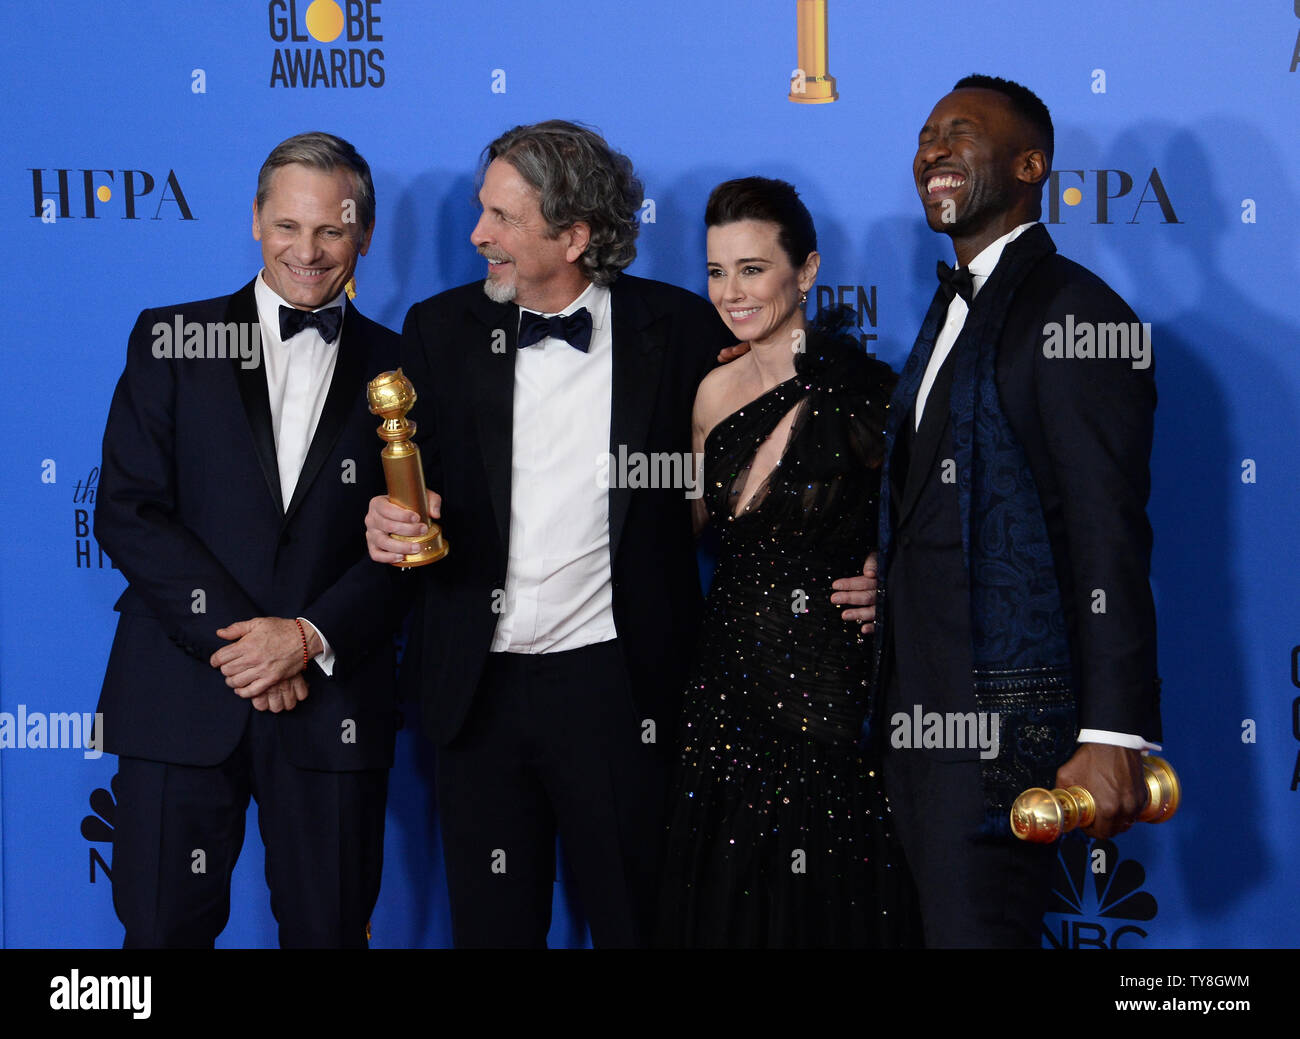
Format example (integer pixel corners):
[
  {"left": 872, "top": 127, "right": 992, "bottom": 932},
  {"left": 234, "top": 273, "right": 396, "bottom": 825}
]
[
  {"left": 953, "top": 74, "right": 1054, "bottom": 164},
  {"left": 704, "top": 177, "right": 817, "bottom": 268}
]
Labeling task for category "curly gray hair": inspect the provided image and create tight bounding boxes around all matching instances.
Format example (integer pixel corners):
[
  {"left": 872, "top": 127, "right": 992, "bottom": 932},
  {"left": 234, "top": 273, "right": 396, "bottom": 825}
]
[{"left": 482, "top": 120, "right": 643, "bottom": 285}]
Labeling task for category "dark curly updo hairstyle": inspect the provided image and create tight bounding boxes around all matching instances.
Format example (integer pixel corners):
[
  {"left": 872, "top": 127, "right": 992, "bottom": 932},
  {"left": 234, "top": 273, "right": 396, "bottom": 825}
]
[{"left": 704, "top": 176, "right": 818, "bottom": 269}]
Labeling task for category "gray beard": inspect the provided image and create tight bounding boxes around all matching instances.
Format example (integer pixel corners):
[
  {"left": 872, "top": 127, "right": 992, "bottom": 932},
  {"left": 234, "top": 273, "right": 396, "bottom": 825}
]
[{"left": 482, "top": 277, "right": 516, "bottom": 304}]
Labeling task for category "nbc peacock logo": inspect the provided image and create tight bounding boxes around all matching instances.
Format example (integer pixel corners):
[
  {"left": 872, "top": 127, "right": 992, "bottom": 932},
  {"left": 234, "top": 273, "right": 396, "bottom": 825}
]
[
  {"left": 267, "top": 0, "right": 386, "bottom": 89},
  {"left": 1042, "top": 835, "right": 1157, "bottom": 948},
  {"left": 81, "top": 774, "right": 119, "bottom": 885}
]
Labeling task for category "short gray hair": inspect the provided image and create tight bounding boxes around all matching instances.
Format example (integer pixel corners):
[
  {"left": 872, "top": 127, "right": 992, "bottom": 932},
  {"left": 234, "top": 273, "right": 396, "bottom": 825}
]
[
  {"left": 482, "top": 120, "right": 642, "bottom": 285},
  {"left": 256, "top": 131, "right": 375, "bottom": 231}
]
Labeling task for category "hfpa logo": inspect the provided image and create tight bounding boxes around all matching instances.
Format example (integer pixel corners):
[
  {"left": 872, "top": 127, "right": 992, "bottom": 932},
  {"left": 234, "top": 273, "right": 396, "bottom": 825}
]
[
  {"left": 30, "top": 168, "right": 194, "bottom": 222},
  {"left": 1046, "top": 168, "right": 1179, "bottom": 225},
  {"left": 1042, "top": 835, "right": 1158, "bottom": 948}
]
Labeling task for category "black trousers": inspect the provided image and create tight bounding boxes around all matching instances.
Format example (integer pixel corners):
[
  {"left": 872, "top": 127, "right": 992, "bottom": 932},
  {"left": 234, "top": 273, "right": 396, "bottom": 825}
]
[
  {"left": 881, "top": 670, "right": 1056, "bottom": 948},
  {"left": 436, "top": 640, "right": 667, "bottom": 948},
  {"left": 111, "top": 709, "right": 388, "bottom": 949}
]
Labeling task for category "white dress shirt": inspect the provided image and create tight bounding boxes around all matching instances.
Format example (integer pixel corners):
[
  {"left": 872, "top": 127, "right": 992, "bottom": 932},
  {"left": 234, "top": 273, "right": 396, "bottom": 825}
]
[
  {"left": 913, "top": 227, "right": 1158, "bottom": 753},
  {"left": 490, "top": 281, "right": 618, "bottom": 654},
  {"left": 253, "top": 271, "right": 342, "bottom": 673},
  {"left": 914, "top": 222, "right": 1034, "bottom": 430}
]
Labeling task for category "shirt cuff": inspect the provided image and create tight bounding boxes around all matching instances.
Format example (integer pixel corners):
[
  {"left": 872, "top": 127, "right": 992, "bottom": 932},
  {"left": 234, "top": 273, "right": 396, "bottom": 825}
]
[
  {"left": 297, "top": 617, "right": 335, "bottom": 677},
  {"left": 1077, "top": 728, "right": 1162, "bottom": 753}
]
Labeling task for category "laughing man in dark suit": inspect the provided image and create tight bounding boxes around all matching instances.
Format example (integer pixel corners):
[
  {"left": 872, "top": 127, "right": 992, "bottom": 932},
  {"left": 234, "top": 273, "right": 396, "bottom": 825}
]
[{"left": 842, "top": 76, "right": 1162, "bottom": 947}]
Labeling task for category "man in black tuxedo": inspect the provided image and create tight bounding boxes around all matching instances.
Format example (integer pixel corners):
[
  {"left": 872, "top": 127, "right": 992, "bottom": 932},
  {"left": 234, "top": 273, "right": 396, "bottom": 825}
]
[
  {"left": 96, "top": 132, "right": 407, "bottom": 948},
  {"left": 857, "top": 76, "right": 1162, "bottom": 947},
  {"left": 365, "top": 120, "right": 735, "bottom": 947}
]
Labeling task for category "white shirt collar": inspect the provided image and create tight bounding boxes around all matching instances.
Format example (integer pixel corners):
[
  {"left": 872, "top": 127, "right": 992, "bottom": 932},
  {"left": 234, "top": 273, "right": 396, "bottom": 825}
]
[
  {"left": 965, "top": 221, "right": 1037, "bottom": 298},
  {"left": 519, "top": 280, "right": 609, "bottom": 330}
]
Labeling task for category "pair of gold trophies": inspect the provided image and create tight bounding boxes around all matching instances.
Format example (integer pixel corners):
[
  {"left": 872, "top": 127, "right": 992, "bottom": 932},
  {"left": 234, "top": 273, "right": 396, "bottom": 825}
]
[{"left": 365, "top": 369, "right": 1181, "bottom": 843}]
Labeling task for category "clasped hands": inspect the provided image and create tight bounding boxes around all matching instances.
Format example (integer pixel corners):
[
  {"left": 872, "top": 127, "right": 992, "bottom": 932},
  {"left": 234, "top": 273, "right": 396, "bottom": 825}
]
[{"left": 210, "top": 617, "right": 323, "bottom": 714}]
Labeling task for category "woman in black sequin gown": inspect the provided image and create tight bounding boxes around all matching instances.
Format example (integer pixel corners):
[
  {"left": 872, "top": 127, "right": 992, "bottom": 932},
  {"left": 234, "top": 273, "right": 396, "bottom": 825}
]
[{"left": 657, "top": 178, "right": 912, "bottom": 947}]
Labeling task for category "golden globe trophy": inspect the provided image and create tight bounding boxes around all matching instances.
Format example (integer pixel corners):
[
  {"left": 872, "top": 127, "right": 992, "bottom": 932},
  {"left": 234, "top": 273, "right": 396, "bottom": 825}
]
[
  {"left": 1010, "top": 755, "right": 1181, "bottom": 843},
  {"left": 789, "top": 0, "right": 838, "bottom": 104},
  {"left": 367, "top": 369, "right": 448, "bottom": 569}
]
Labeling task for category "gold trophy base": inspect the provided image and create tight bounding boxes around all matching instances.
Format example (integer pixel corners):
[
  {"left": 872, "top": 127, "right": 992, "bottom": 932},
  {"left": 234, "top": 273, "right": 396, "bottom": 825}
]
[
  {"left": 1139, "top": 755, "right": 1180, "bottom": 823},
  {"left": 391, "top": 524, "right": 449, "bottom": 569},
  {"left": 789, "top": 76, "right": 838, "bottom": 104}
]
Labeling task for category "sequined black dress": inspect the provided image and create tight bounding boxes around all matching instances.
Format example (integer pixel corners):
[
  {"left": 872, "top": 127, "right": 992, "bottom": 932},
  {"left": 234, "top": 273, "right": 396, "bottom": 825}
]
[{"left": 657, "top": 321, "right": 910, "bottom": 948}]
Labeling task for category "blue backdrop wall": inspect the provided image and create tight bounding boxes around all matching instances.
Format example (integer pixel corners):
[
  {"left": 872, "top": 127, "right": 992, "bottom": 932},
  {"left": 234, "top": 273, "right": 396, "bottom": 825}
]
[{"left": 2, "top": 0, "right": 1298, "bottom": 949}]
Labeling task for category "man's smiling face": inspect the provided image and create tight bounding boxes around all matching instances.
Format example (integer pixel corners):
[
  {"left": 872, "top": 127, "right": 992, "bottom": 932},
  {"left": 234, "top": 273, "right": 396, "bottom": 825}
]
[
  {"left": 253, "top": 163, "right": 372, "bottom": 311},
  {"left": 470, "top": 157, "right": 588, "bottom": 313}
]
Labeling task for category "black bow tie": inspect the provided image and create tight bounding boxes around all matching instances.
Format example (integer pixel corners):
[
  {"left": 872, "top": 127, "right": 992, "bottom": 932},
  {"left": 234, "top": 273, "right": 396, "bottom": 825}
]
[
  {"left": 936, "top": 261, "right": 975, "bottom": 305},
  {"left": 279, "top": 305, "right": 343, "bottom": 344},
  {"left": 518, "top": 307, "right": 593, "bottom": 352}
]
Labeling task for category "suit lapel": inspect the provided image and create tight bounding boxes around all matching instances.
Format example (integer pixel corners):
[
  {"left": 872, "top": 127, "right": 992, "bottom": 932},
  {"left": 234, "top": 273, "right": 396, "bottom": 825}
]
[
  {"left": 282, "top": 301, "right": 370, "bottom": 525},
  {"left": 896, "top": 341, "right": 959, "bottom": 527},
  {"left": 883, "top": 288, "right": 948, "bottom": 535},
  {"left": 465, "top": 292, "right": 518, "bottom": 554},
  {"left": 229, "top": 280, "right": 285, "bottom": 515},
  {"left": 607, "top": 279, "right": 666, "bottom": 566}
]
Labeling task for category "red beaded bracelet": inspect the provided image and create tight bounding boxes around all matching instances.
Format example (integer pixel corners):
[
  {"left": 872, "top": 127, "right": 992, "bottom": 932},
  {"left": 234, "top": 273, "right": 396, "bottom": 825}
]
[{"left": 293, "top": 618, "right": 309, "bottom": 668}]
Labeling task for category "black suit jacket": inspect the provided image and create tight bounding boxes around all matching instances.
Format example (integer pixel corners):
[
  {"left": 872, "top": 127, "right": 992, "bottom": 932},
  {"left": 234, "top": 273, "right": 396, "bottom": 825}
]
[
  {"left": 96, "top": 279, "right": 409, "bottom": 771},
  {"left": 883, "top": 225, "right": 1160, "bottom": 763},
  {"left": 396, "top": 275, "right": 733, "bottom": 746}
]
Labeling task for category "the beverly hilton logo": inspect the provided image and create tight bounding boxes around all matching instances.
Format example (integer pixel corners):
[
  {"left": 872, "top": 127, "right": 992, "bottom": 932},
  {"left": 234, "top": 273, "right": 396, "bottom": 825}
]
[
  {"left": 789, "top": 0, "right": 837, "bottom": 104},
  {"left": 1042, "top": 835, "right": 1158, "bottom": 948}
]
